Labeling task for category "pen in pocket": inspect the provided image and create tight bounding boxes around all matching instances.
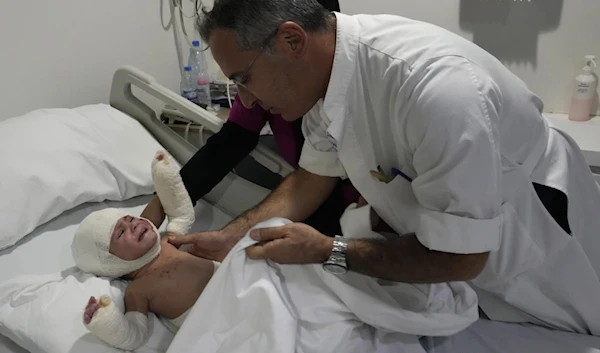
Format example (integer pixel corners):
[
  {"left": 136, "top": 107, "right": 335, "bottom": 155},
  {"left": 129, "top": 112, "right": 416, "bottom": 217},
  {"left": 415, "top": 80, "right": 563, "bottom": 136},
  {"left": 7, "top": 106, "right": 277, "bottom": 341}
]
[{"left": 391, "top": 168, "right": 412, "bottom": 182}]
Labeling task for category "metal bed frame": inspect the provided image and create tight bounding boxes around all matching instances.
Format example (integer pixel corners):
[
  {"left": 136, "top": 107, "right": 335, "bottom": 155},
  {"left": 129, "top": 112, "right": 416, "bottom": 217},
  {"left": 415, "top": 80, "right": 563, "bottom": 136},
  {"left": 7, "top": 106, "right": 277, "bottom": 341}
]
[{"left": 109, "top": 65, "right": 294, "bottom": 217}]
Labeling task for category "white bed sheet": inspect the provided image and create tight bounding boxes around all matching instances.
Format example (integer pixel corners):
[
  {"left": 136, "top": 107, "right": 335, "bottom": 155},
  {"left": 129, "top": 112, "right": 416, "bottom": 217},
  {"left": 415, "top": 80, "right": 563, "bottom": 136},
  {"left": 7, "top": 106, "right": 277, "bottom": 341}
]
[
  {"left": 1, "top": 196, "right": 599, "bottom": 353},
  {"left": 0, "top": 194, "right": 233, "bottom": 353},
  {"left": 422, "top": 318, "right": 600, "bottom": 353}
]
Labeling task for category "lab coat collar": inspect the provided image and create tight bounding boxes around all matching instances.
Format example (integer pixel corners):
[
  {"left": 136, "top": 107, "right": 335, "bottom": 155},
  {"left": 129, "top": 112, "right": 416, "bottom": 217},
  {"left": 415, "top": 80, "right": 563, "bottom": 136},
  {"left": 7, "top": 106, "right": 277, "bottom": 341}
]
[{"left": 323, "top": 13, "right": 360, "bottom": 143}]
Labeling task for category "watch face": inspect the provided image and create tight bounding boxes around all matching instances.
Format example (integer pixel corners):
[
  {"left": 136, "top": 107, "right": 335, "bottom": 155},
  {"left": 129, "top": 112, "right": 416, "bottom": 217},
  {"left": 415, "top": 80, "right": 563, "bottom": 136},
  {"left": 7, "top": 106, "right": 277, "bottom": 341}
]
[{"left": 323, "top": 263, "right": 347, "bottom": 275}]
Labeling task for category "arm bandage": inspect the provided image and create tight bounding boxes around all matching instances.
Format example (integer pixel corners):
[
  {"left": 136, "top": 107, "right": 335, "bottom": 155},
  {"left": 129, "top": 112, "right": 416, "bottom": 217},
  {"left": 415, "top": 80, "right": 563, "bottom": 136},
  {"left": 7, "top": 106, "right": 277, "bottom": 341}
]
[
  {"left": 86, "top": 296, "right": 150, "bottom": 351},
  {"left": 151, "top": 150, "right": 195, "bottom": 235}
]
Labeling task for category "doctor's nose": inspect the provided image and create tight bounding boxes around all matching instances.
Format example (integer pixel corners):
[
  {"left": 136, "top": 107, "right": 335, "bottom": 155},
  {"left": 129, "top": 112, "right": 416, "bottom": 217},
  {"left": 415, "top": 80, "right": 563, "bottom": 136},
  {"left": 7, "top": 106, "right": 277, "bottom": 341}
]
[{"left": 237, "top": 86, "right": 258, "bottom": 109}]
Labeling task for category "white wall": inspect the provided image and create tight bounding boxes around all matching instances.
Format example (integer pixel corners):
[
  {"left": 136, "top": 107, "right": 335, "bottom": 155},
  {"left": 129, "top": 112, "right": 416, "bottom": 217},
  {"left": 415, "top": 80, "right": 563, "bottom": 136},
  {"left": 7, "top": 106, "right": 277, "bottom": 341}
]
[
  {"left": 0, "top": 1, "right": 199, "bottom": 120},
  {"left": 1, "top": 1, "right": 598, "bottom": 119},
  {"left": 342, "top": 0, "right": 600, "bottom": 115}
]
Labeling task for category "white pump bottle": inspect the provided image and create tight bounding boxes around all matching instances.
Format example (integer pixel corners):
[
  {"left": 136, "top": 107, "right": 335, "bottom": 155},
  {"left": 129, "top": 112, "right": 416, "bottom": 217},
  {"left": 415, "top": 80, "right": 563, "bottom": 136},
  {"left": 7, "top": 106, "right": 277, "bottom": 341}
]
[{"left": 568, "top": 55, "right": 597, "bottom": 121}]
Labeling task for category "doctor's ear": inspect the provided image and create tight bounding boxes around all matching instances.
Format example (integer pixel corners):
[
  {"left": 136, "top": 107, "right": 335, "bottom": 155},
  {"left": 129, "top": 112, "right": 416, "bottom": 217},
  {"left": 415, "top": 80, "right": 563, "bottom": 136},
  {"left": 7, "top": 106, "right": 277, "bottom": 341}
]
[{"left": 276, "top": 21, "right": 309, "bottom": 58}]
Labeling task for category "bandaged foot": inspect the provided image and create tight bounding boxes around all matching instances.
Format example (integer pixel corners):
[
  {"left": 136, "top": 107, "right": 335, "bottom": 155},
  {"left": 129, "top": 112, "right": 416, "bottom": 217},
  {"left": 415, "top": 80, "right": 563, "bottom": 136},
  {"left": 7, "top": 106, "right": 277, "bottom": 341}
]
[
  {"left": 151, "top": 150, "right": 195, "bottom": 235},
  {"left": 84, "top": 295, "right": 150, "bottom": 351}
]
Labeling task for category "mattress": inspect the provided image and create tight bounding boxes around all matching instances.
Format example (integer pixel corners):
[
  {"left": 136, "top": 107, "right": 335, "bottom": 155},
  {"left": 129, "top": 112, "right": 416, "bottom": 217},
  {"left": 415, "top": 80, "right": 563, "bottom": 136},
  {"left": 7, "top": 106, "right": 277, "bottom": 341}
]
[
  {"left": 2, "top": 197, "right": 599, "bottom": 353},
  {"left": 0, "top": 194, "right": 233, "bottom": 353}
]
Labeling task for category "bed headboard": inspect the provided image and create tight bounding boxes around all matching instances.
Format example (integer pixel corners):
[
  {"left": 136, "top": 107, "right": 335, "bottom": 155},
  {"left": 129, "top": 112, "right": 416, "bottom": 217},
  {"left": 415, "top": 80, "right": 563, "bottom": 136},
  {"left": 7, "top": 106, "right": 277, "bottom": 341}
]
[{"left": 109, "top": 65, "right": 274, "bottom": 218}]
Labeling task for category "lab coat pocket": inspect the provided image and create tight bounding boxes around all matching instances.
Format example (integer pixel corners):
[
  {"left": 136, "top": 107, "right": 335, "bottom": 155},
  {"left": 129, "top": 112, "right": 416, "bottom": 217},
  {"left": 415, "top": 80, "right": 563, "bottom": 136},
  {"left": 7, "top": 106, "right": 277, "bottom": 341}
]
[
  {"left": 471, "top": 202, "right": 545, "bottom": 290},
  {"left": 374, "top": 175, "right": 420, "bottom": 236}
]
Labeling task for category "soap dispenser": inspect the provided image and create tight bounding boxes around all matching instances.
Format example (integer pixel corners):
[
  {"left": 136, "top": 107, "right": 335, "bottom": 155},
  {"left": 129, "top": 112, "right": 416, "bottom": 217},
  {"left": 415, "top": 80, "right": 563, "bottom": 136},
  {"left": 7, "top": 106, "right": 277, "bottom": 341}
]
[{"left": 568, "top": 55, "right": 597, "bottom": 121}]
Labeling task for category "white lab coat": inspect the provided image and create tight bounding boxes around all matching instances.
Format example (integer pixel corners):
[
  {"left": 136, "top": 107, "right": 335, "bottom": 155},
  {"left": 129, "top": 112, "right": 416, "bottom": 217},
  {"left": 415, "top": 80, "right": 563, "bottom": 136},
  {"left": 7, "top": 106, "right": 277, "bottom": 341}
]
[{"left": 299, "top": 13, "right": 600, "bottom": 335}]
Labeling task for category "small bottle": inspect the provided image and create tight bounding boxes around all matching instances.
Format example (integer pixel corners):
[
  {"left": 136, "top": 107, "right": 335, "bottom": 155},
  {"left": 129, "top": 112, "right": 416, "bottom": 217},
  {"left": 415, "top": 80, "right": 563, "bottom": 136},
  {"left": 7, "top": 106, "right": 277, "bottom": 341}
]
[
  {"left": 196, "top": 75, "right": 212, "bottom": 108},
  {"left": 188, "top": 40, "right": 202, "bottom": 75},
  {"left": 181, "top": 66, "right": 198, "bottom": 102},
  {"left": 568, "top": 55, "right": 597, "bottom": 122}
]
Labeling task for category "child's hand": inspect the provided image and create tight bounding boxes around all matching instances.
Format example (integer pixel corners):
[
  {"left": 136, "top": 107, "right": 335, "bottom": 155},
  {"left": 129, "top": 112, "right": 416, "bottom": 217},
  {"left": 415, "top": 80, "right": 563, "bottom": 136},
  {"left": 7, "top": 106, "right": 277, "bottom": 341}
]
[
  {"left": 84, "top": 296, "right": 101, "bottom": 324},
  {"left": 83, "top": 294, "right": 149, "bottom": 350},
  {"left": 84, "top": 295, "right": 111, "bottom": 325}
]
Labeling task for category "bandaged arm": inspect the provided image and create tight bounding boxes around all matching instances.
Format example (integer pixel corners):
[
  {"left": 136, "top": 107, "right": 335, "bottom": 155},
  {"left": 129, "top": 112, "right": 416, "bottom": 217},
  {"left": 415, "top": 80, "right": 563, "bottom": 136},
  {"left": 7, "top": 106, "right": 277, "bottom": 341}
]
[
  {"left": 151, "top": 151, "right": 195, "bottom": 235},
  {"left": 86, "top": 287, "right": 150, "bottom": 351}
]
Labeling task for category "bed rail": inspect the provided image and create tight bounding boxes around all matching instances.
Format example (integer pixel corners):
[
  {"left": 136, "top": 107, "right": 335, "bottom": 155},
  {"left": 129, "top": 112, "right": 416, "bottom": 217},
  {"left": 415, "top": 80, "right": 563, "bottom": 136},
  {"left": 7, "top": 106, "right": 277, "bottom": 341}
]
[{"left": 109, "top": 65, "right": 275, "bottom": 217}]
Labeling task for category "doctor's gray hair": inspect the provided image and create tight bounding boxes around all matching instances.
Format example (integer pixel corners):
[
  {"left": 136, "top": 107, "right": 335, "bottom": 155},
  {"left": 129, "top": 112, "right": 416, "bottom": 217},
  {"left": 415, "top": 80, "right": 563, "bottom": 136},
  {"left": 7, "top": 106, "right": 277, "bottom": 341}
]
[{"left": 196, "top": 0, "right": 334, "bottom": 53}]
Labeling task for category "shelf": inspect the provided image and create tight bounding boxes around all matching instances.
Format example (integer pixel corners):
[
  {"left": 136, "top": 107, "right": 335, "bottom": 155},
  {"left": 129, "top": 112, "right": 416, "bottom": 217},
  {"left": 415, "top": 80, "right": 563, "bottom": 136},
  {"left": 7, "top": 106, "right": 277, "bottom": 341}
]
[{"left": 544, "top": 113, "right": 600, "bottom": 167}]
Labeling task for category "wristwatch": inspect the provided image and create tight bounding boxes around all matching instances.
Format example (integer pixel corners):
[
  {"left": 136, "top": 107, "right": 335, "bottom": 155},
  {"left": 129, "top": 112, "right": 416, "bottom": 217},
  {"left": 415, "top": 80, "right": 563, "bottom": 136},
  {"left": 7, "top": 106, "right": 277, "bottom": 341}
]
[{"left": 323, "top": 235, "right": 348, "bottom": 275}]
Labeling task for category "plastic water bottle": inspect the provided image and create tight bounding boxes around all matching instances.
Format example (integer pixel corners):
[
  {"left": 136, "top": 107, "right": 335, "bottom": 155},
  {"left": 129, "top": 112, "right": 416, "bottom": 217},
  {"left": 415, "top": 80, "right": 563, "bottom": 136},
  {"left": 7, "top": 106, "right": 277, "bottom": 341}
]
[
  {"left": 188, "top": 40, "right": 204, "bottom": 75},
  {"left": 181, "top": 66, "right": 198, "bottom": 102},
  {"left": 188, "top": 41, "right": 202, "bottom": 74},
  {"left": 188, "top": 41, "right": 212, "bottom": 107}
]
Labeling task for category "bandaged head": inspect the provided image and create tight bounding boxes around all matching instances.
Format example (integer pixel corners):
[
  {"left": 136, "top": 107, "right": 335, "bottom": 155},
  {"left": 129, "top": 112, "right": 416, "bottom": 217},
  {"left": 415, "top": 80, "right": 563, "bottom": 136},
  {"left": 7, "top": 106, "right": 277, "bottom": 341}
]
[{"left": 71, "top": 208, "right": 161, "bottom": 278}]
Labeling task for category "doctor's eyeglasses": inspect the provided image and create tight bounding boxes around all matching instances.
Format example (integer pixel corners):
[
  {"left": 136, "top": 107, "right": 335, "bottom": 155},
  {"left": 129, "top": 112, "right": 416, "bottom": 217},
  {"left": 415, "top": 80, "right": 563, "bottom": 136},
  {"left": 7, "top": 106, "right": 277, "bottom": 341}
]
[{"left": 230, "top": 27, "right": 279, "bottom": 89}]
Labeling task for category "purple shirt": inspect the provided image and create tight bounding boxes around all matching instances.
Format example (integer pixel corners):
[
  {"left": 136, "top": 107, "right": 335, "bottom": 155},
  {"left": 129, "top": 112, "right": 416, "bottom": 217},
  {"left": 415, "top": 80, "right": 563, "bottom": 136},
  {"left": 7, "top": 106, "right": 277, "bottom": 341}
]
[
  {"left": 228, "top": 96, "right": 299, "bottom": 169},
  {"left": 227, "top": 96, "right": 360, "bottom": 206}
]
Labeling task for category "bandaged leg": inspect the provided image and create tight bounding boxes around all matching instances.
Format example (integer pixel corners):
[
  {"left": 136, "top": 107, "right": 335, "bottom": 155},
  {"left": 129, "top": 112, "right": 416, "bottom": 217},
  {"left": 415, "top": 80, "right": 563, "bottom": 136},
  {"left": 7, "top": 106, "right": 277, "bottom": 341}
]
[
  {"left": 86, "top": 296, "right": 150, "bottom": 351},
  {"left": 151, "top": 150, "right": 195, "bottom": 235}
]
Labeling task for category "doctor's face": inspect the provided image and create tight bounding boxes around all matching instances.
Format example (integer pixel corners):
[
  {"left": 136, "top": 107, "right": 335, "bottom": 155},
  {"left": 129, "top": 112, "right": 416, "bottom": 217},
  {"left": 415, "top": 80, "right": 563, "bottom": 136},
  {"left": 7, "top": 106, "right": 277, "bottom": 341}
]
[{"left": 209, "top": 26, "right": 321, "bottom": 121}]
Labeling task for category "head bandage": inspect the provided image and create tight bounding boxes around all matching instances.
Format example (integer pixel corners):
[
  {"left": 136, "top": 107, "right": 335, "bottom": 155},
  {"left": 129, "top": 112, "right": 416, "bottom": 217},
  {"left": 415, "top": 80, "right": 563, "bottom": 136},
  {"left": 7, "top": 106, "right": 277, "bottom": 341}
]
[{"left": 71, "top": 208, "right": 161, "bottom": 278}]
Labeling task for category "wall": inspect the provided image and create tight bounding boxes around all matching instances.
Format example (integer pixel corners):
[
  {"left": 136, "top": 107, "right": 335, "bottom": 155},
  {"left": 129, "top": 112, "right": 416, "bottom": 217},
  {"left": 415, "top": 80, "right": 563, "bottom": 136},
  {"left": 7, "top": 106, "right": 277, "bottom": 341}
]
[
  {"left": 342, "top": 0, "right": 600, "bottom": 115},
  {"left": 0, "top": 1, "right": 197, "bottom": 120},
  {"left": 1, "top": 1, "right": 597, "bottom": 119}
]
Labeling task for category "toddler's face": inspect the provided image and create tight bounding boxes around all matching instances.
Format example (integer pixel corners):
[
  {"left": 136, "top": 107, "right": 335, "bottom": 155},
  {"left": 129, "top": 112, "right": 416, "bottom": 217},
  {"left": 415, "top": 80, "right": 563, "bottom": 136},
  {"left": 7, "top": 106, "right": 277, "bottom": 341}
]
[{"left": 109, "top": 215, "right": 158, "bottom": 261}]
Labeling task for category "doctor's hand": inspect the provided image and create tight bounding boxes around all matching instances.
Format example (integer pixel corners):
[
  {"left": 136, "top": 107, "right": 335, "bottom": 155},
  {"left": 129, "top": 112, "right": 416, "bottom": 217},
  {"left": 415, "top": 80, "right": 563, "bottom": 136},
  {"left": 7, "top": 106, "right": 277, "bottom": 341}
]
[
  {"left": 167, "top": 230, "right": 235, "bottom": 262},
  {"left": 245, "top": 223, "right": 333, "bottom": 264}
]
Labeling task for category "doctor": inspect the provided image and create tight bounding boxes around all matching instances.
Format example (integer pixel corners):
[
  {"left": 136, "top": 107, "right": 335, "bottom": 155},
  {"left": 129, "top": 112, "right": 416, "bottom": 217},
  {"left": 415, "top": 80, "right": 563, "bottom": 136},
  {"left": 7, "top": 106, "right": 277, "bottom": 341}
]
[
  {"left": 139, "top": 0, "right": 357, "bottom": 240},
  {"left": 174, "top": 0, "right": 600, "bottom": 335}
]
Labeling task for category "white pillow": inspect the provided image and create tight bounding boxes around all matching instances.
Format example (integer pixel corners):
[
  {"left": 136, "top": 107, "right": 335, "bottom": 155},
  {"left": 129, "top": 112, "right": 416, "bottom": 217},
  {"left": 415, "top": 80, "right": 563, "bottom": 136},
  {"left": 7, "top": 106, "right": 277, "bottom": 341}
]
[
  {"left": 0, "top": 269, "right": 174, "bottom": 353},
  {"left": 0, "top": 104, "right": 164, "bottom": 250}
]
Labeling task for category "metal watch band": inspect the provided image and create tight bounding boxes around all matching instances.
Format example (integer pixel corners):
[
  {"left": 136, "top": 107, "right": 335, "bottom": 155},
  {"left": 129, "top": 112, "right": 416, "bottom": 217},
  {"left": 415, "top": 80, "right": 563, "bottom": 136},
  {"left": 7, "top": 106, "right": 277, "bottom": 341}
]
[
  {"left": 331, "top": 235, "right": 348, "bottom": 256},
  {"left": 323, "top": 235, "right": 348, "bottom": 275}
]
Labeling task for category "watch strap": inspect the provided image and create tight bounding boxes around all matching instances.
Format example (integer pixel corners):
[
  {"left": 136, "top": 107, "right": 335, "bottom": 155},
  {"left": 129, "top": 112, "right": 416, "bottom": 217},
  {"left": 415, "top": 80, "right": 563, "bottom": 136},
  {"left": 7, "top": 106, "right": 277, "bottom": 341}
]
[{"left": 324, "top": 235, "right": 348, "bottom": 271}]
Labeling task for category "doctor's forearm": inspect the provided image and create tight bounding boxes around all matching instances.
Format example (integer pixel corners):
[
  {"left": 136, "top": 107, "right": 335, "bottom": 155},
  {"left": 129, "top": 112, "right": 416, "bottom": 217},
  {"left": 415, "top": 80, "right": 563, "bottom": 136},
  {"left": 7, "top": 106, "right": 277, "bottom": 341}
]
[
  {"left": 225, "top": 168, "right": 338, "bottom": 239},
  {"left": 346, "top": 235, "right": 489, "bottom": 283}
]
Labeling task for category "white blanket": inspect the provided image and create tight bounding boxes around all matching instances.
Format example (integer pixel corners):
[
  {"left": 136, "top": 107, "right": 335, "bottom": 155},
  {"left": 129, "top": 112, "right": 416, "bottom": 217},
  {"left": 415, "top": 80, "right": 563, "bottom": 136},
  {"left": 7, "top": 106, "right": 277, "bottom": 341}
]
[{"left": 167, "top": 207, "right": 479, "bottom": 353}]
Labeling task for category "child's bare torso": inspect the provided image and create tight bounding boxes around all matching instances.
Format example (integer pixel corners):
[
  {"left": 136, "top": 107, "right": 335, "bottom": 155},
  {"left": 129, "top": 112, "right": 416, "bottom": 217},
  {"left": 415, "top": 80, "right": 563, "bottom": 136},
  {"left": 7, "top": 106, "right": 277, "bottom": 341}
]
[{"left": 128, "top": 238, "right": 216, "bottom": 320}]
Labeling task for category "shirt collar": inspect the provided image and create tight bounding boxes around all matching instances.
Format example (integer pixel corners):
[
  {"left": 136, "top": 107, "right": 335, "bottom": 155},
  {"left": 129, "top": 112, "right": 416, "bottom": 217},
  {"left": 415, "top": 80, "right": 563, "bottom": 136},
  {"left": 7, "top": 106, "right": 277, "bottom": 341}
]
[{"left": 323, "top": 13, "right": 360, "bottom": 141}]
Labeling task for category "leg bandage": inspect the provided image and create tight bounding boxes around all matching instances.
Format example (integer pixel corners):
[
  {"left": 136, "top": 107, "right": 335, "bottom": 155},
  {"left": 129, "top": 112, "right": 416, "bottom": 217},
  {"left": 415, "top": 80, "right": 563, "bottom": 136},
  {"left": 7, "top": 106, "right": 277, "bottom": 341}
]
[
  {"left": 151, "top": 150, "right": 195, "bottom": 235},
  {"left": 86, "top": 295, "right": 150, "bottom": 351}
]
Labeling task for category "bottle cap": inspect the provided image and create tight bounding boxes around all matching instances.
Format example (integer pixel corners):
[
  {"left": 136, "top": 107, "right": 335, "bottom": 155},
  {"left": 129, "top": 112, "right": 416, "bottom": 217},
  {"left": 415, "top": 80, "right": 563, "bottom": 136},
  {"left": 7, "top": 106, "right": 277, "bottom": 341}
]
[
  {"left": 192, "top": 40, "right": 200, "bottom": 47},
  {"left": 184, "top": 66, "right": 192, "bottom": 71},
  {"left": 583, "top": 55, "right": 597, "bottom": 72}
]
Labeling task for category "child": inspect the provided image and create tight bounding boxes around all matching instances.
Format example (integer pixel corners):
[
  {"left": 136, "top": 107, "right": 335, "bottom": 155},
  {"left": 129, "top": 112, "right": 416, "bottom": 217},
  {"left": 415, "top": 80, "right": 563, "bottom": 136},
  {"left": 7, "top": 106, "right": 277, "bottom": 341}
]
[{"left": 72, "top": 151, "right": 217, "bottom": 351}]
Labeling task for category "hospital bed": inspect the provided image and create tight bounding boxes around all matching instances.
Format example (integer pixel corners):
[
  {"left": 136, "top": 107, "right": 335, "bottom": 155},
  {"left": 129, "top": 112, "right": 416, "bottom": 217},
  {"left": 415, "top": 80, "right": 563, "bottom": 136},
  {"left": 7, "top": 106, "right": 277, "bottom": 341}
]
[{"left": 0, "top": 66, "right": 599, "bottom": 353}]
